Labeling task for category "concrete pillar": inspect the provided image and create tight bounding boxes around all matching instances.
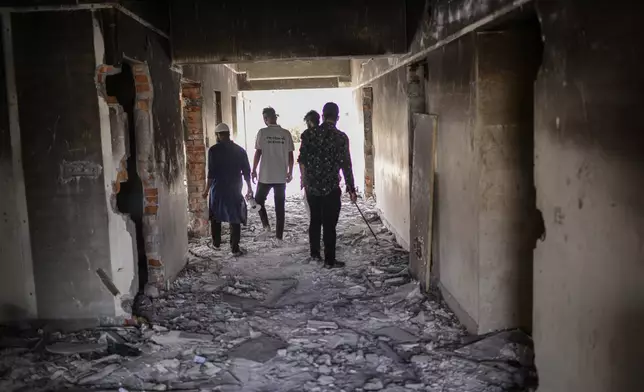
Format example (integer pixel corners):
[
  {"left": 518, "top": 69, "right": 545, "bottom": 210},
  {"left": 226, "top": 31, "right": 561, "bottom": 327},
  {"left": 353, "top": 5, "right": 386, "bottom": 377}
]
[
  {"left": 431, "top": 26, "right": 540, "bottom": 334},
  {"left": 182, "top": 82, "right": 208, "bottom": 237},
  {"left": 474, "top": 29, "right": 539, "bottom": 333}
]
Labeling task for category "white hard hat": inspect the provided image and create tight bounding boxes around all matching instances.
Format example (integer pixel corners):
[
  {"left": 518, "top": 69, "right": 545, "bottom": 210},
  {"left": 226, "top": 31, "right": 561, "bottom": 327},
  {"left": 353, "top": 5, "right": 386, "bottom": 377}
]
[{"left": 215, "top": 123, "right": 230, "bottom": 133}]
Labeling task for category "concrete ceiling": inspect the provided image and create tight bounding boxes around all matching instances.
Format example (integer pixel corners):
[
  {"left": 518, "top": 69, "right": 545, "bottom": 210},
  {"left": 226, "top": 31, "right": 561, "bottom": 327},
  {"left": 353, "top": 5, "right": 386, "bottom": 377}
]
[
  {"left": 169, "top": 0, "right": 409, "bottom": 64},
  {"left": 234, "top": 60, "right": 351, "bottom": 81}
]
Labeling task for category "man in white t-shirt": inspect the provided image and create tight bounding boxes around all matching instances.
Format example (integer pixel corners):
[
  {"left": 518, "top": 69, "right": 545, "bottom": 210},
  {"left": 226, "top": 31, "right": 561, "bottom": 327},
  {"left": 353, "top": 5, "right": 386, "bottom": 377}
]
[{"left": 251, "top": 107, "right": 295, "bottom": 240}]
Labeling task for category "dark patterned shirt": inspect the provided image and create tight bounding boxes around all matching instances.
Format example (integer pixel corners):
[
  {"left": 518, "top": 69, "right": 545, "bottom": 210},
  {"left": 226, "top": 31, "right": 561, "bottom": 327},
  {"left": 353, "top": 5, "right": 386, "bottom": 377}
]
[{"left": 298, "top": 122, "right": 355, "bottom": 196}]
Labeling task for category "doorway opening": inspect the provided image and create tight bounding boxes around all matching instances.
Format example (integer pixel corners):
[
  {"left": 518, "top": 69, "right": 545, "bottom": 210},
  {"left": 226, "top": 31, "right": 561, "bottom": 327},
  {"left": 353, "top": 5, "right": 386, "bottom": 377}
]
[{"left": 105, "top": 62, "right": 148, "bottom": 290}]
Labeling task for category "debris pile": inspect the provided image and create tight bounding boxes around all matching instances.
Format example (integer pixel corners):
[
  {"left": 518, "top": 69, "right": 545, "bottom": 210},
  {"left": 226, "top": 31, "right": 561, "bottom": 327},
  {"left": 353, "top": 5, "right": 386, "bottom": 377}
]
[{"left": 0, "top": 197, "right": 537, "bottom": 391}]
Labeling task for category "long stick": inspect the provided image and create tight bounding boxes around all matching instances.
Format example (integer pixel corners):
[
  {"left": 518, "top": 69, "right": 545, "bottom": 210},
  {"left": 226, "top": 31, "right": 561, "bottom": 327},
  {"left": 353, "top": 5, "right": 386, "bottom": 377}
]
[{"left": 353, "top": 201, "right": 378, "bottom": 243}]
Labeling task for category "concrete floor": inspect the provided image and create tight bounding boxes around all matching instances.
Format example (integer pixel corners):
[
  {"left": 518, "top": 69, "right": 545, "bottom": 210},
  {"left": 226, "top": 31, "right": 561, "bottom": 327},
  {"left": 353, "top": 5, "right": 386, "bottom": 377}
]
[{"left": 0, "top": 197, "right": 536, "bottom": 392}]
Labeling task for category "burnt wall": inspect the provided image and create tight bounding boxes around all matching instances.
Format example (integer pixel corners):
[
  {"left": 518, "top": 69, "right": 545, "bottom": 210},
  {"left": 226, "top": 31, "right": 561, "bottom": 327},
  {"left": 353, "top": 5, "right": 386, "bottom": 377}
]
[
  {"left": 371, "top": 67, "right": 410, "bottom": 249},
  {"left": 426, "top": 37, "right": 480, "bottom": 331},
  {"left": 0, "top": 16, "right": 33, "bottom": 323},
  {"left": 0, "top": 0, "right": 100, "bottom": 4},
  {"left": 0, "top": 0, "right": 169, "bottom": 32},
  {"left": 354, "top": 0, "right": 644, "bottom": 388},
  {"left": 119, "top": 0, "right": 169, "bottom": 34},
  {"left": 182, "top": 65, "right": 238, "bottom": 148},
  {"left": 102, "top": 9, "right": 188, "bottom": 281},
  {"left": 12, "top": 11, "right": 114, "bottom": 320},
  {"left": 352, "top": 0, "right": 531, "bottom": 87},
  {"left": 372, "top": 18, "right": 539, "bottom": 335},
  {"left": 170, "top": 0, "right": 407, "bottom": 63},
  {"left": 533, "top": 1, "right": 644, "bottom": 391},
  {"left": 475, "top": 26, "right": 540, "bottom": 333}
]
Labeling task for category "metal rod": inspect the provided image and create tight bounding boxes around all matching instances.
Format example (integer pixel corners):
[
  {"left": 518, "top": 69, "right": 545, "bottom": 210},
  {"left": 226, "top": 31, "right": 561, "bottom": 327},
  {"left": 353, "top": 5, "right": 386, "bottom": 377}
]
[{"left": 353, "top": 201, "right": 378, "bottom": 244}]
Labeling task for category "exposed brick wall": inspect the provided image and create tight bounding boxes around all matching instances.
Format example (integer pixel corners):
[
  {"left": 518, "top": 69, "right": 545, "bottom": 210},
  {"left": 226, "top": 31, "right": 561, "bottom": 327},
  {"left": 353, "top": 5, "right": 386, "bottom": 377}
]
[
  {"left": 362, "top": 87, "right": 374, "bottom": 198},
  {"left": 182, "top": 83, "right": 208, "bottom": 237},
  {"left": 131, "top": 63, "right": 164, "bottom": 287}
]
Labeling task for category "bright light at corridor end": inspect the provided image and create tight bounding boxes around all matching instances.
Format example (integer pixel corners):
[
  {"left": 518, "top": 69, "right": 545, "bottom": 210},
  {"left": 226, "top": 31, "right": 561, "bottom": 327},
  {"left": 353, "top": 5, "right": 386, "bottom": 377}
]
[{"left": 237, "top": 88, "right": 364, "bottom": 199}]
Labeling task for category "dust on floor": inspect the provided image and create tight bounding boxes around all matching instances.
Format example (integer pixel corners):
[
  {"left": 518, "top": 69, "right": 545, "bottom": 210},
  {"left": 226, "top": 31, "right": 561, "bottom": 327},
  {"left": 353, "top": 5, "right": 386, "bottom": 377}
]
[{"left": 0, "top": 196, "right": 537, "bottom": 392}]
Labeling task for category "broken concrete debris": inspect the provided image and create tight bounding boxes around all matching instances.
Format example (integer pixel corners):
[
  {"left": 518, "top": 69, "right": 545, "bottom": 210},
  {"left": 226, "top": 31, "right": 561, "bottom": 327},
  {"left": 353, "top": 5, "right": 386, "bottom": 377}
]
[
  {"left": 307, "top": 320, "right": 339, "bottom": 330},
  {"left": 144, "top": 283, "right": 161, "bottom": 298},
  {"left": 373, "top": 326, "right": 419, "bottom": 344},
  {"left": 0, "top": 197, "right": 535, "bottom": 392},
  {"left": 318, "top": 374, "right": 335, "bottom": 385},
  {"left": 322, "top": 331, "right": 359, "bottom": 349},
  {"left": 45, "top": 342, "right": 107, "bottom": 355},
  {"left": 151, "top": 330, "right": 214, "bottom": 345},
  {"left": 364, "top": 378, "right": 385, "bottom": 390},
  {"left": 227, "top": 335, "right": 287, "bottom": 363},
  {"left": 77, "top": 363, "right": 121, "bottom": 385}
]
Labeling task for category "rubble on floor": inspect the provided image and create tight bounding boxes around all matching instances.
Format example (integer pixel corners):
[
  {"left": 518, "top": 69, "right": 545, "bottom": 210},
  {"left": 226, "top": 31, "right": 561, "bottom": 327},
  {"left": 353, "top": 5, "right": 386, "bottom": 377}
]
[{"left": 0, "top": 197, "right": 537, "bottom": 392}]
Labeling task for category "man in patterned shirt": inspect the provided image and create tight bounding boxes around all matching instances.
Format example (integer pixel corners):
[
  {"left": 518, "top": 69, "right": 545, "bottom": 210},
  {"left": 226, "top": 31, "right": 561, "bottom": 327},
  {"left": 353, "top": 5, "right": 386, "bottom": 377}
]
[
  {"left": 298, "top": 102, "right": 358, "bottom": 268},
  {"left": 300, "top": 110, "right": 321, "bottom": 219}
]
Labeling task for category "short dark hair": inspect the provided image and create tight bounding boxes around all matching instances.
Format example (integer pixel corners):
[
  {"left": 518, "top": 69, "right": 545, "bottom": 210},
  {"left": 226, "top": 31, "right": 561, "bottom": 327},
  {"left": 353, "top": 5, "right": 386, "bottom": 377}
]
[
  {"left": 262, "top": 107, "right": 277, "bottom": 118},
  {"left": 322, "top": 102, "right": 339, "bottom": 120},
  {"left": 304, "top": 110, "right": 320, "bottom": 125}
]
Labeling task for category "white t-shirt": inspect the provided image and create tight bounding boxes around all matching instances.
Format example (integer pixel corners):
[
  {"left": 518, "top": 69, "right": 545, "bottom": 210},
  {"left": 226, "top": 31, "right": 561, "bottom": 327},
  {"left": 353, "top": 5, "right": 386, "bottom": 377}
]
[{"left": 255, "top": 125, "right": 295, "bottom": 184}]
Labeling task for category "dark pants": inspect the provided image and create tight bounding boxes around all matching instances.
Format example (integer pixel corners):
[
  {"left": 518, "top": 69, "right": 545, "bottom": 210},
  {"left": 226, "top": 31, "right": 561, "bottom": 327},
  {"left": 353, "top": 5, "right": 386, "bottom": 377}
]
[
  {"left": 255, "top": 182, "right": 286, "bottom": 239},
  {"left": 307, "top": 188, "right": 342, "bottom": 263},
  {"left": 211, "top": 220, "right": 241, "bottom": 252}
]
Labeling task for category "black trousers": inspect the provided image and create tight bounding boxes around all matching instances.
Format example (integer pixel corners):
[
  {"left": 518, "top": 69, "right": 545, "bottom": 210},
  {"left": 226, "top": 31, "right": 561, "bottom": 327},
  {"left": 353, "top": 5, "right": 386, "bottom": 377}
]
[
  {"left": 211, "top": 220, "right": 241, "bottom": 252},
  {"left": 255, "top": 182, "right": 286, "bottom": 239},
  {"left": 307, "top": 188, "right": 342, "bottom": 262}
]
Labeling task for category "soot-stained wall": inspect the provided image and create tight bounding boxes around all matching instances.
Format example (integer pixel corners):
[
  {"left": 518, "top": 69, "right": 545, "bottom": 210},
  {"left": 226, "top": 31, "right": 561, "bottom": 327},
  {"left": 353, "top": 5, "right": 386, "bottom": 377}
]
[
  {"left": 371, "top": 68, "right": 410, "bottom": 249},
  {"left": 352, "top": 0, "right": 644, "bottom": 389},
  {"left": 352, "top": 0, "right": 533, "bottom": 88},
  {"left": 533, "top": 2, "right": 644, "bottom": 391},
  {"left": 425, "top": 37, "right": 480, "bottom": 330},
  {"left": 12, "top": 11, "right": 114, "bottom": 320},
  {"left": 102, "top": 9, "right": 188, "bottom": 281},
  {"left": 0, "top": 18, "right": 34, "bottom": 323}
]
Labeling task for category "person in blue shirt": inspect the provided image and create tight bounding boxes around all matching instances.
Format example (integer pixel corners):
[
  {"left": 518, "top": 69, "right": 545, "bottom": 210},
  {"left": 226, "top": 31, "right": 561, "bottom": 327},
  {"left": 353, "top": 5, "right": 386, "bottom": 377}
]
[{"left": 202, "top": 123, "right": 253, "bottom": 256}]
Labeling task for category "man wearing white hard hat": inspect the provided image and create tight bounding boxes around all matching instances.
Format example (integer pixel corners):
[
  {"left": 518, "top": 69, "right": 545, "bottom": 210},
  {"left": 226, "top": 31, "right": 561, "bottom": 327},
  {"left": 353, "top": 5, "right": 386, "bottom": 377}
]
[{"left": 202, "top": 123, "right": 253, "bottom": 256}]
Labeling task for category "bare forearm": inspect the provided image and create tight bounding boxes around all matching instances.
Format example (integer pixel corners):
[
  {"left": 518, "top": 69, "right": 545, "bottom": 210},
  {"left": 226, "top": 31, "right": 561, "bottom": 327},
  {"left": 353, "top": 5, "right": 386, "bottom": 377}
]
[
  {"left": 288, "top": 152, "right": 294, "bottom": 174},
  {"left": 252, "top": 150, "right": 262, "bottom": 172},
  {"left": 203, "top": 178, "right": 213, "bottom": 198}
]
